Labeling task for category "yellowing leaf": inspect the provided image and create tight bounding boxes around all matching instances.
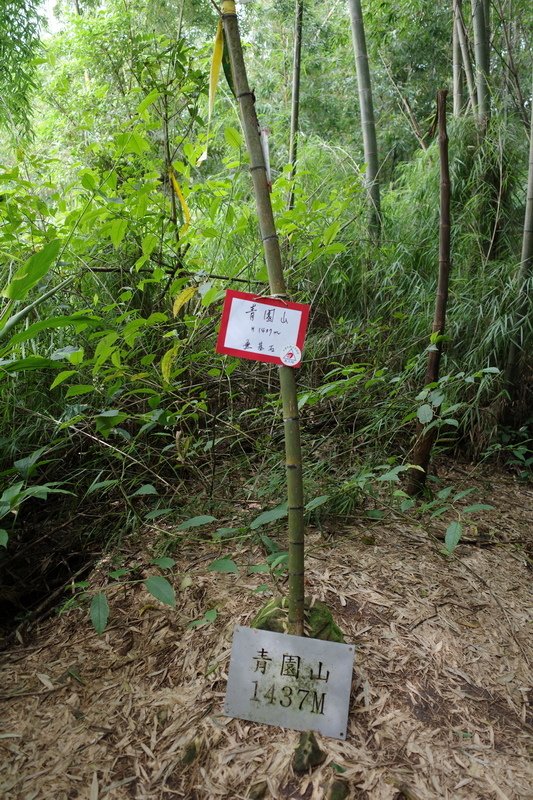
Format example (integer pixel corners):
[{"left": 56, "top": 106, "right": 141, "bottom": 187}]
[
  {"left": 198, "top": 18, "right": 224, "bottom": 163},
  {"left": 172, "top": 286, "right": 196, "bottom": 317},
  {"left": 161, "top": 343, "right": 181, "bottom": 383},
  {"left": 168, "top": 169, "right": 191, "bottom": 232}
]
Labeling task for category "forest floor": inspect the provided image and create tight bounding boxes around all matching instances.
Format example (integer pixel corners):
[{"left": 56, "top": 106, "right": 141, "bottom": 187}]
[{"left": 0, "top": 466, "right": 532, "bottom": 800}]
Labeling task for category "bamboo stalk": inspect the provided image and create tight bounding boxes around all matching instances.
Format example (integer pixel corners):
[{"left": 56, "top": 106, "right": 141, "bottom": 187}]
[
  {"left": 503, "top": 70, "right": 533, "bottom": 417},
  {"left": 406, "top": 91, "right": 452, "bottom": 496},
  {"left": 454, "top": 0, "right": 478, "bottom": 115},
  {"left": 347, "top": 0, "right": 381, "bottom": 241},
  {"left": 471, "top": 0, "right": 490, "bottom": 125},
  {"left": 221, "top": 0, "right": 305, "bottom": 635},
  {"left": 288, "top": 0, "right": 304, "bottom": 211},
  {"left": 452, "top": 0, "right": 464, "bottom": 115}
]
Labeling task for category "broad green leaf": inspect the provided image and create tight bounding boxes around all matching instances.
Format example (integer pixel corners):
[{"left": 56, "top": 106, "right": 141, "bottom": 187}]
[
  {"left": 2, "top": 240, "right": 61, "bottom": 301},
  {"left": 224, "top": 126, "right": 243, "bottom": 148},
  {"left": 65, "top": 384, "right": 94, "bottom": 397},
  {"left": 444, "top": 521, "right": 462, "bottom": 554},
  {"left": 142, "top": 233, "right": 159, "bottom": 257},
  {"left": 305, "top": 495, "right": 330, "bottom": 511},
  {"left": 365, "top": 509, "right": 385, "bottom": 520},
  {"left": 208, "top": 557, "right": 238, "bottom": 574},
  {"left": 400, "top": 498, "right": 416, "bottom": 512},
  {"left": 110, "top": 219, "right": 128, "bottom": 249},
  {"left": 0, "top": 529, "right": 8, "bottom": 547},
  {"left": 259, "top": 534, "right": 280, "bottom": 554},
  {"left": 151, "top": 557, "right": 175, "bottom": 569},
  {"left": 248, "top": 564, "right": 270, "bottom": 574},
  {"left": 452, "top": 489, "right": 475, "bottom": 501},
  {"left": 131, "top": 484, "right": 158, "bottom": 497},
  {"left": 177, "top": 515, "right": 216, "bottom": 530},
  {"left": 462, "top": 504, "right": 494, "bottom": 513},
  {"left": 137, "top": 89, "right": 159, "bottom": 115},
  {"left": 250, "top": 504, "right": 288, "bottom": 530},
  {"left": 268, "top": 552, "right": 289, "bottom": 569},
  {"left": 144, "top": 576, "right": 176, "bottom": 607},
  {"left": 437, "top": 487, "right": 453, "bottom": 500},
  {"left": 322, "top": 221, "right": 341, "bottom": 246},
  {"left": 90, "top": 593, "right": 109, "bottom": 635},
  {"left": 14, "top": 446, "right": 49, "bottom": 478},
  {"left": 417, "top": 404, "right": 433, "bottom": 424},
  {"left": 378, "top": 466, "right": 407, "bottom": 482},
  {"left": 115, "top": 131, "right": 151, "bottom": 156}
]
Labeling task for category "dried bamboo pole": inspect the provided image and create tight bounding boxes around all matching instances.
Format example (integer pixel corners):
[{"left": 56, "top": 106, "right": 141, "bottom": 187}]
[
  {"left": 406, "top": 91, "right": 452, "bottom": 496},
  {"left": 221, "top": 0, "right": 305, "bottom": 635}
]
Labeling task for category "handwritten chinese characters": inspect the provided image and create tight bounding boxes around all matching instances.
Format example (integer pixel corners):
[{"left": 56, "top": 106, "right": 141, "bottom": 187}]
[
  {"left": 216, "top": 290, "right": 310, "bottom": 367},
  {"left": 224, "top": 626, "right": 355, "bottom": 740}
]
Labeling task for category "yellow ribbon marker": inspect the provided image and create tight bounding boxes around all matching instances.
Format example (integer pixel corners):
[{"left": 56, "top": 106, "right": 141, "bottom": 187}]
[{"left": 168, "top": 168, "right": 191, "bottom": 232}]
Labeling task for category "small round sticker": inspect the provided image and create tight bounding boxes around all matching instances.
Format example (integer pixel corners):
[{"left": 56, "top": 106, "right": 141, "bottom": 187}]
[{"left": 280, "top": 344, "right": 302, "bottom": 367}]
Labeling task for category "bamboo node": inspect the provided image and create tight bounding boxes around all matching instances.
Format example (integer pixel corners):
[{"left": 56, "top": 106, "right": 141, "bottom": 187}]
[
  {"left": 221, "top": 0, "right": 236, "bottom": 16},
  {"left": 262, "top": 233, "right": 278, "bottom": 243}
]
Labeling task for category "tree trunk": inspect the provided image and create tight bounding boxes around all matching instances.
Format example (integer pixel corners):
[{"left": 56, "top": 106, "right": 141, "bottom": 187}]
[
  {"left": 502, "top": 71, "right": 533, "bottom": 417},
  {"left": 221, "top": 0, "right": 305, "bottom": 635},
  {"left": 347, "top": 0, "right": 381, "bottom": 241},
  {"left": 454, "top": 0, "right": 477, "bottom": 114},
  {"left": 452, "top": 0, "right": 464, "bottom": 115},
  {"left": 471, "top": 0, "right": 490, "bottom": 125},
  {"left": 406, "top": 91, "right": 452, "bottom": 496},
  {"left": 288, "top": 0, "right": 304, "bottom": 210}
]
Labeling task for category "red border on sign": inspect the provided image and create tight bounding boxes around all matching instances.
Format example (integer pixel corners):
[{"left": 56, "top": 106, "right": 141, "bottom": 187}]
[{"left": 215, "top": 289, "right": 310, "bottom": 366}]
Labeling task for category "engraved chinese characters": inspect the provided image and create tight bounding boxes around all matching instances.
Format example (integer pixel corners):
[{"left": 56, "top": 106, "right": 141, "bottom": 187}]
[
  {"left": 215, "top": 290, "right": 310, "bottom": 367},
  {"left": 224, "top": 627, "right": 355, "bottom": 740}
]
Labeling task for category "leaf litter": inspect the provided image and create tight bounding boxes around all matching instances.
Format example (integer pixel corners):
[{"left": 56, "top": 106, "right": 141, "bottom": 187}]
[{"left": 0, "top": 468, "right": 531, "bottom": 799}]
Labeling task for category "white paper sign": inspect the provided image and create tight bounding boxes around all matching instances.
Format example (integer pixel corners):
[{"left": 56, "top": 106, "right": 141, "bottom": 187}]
[
  {"left": 224, "top": 626, "right": 355, "bottom": 740},
  {"left": 216, "top": 290, "right": 310, "bottom": 367}
]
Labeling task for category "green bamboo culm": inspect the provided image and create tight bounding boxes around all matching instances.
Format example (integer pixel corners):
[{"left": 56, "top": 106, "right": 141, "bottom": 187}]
[{"left": 221, "top": 0, "right": 305, "bottom": 636}]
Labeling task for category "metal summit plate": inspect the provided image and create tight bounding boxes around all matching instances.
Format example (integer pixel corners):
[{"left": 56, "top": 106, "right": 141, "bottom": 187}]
[{"left": 224, "top": 626, "right": 355, "bottom": 740}]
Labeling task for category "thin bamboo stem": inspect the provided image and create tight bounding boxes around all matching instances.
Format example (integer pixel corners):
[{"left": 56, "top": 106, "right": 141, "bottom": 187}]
[
  {"left": 452, "top": 0, "right": 464, "bottom": 115},
  {"left": 407, "top": 91, "right": 451, "bottom": 496},
  {"left": 288, "top": 0, "right": 304, "bottom": 211},
  {"left": 221, "top": 0, "right": 305, "bottom": 635},
  {"left": 454, "top": 0, "right": 478, "bottom": 115}
]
